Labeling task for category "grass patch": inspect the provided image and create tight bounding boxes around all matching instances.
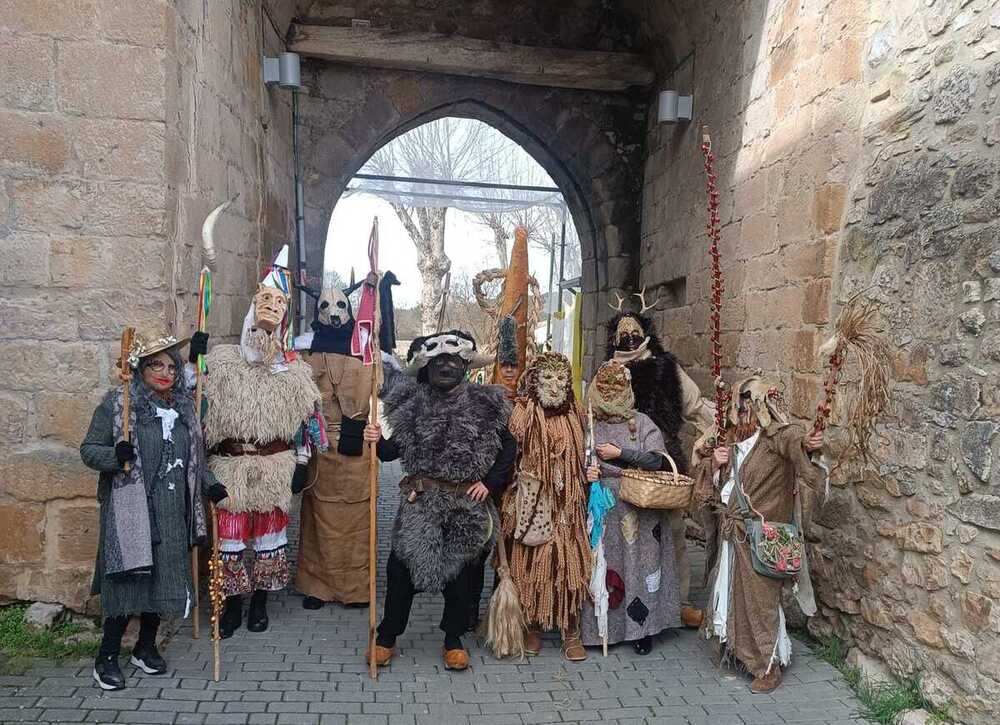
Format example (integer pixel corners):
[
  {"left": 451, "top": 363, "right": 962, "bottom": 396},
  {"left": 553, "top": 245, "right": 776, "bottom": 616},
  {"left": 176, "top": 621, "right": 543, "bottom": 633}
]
[
  {"left": 794, "top": 629, "right": 951, "bottom": 724},
  {"left": 0, "top": 604, "right": 101, "bottom": 674}
]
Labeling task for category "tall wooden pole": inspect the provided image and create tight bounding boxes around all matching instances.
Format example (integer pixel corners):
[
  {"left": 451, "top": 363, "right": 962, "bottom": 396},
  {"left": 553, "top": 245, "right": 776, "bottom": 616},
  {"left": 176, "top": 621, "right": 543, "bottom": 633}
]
[{"left": 366, "top": 220, "right": 382, "bottom": 680}]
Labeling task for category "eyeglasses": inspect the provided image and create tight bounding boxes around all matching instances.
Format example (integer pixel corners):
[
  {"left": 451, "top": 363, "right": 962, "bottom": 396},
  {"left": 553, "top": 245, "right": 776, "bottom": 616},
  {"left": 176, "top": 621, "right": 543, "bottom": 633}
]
[{"left": 145, "top": 360, "right": 178, "bottom": 375}]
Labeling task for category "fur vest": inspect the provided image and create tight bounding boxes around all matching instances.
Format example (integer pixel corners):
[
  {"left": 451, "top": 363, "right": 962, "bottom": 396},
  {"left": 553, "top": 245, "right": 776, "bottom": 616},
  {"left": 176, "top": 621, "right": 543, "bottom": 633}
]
[
  {"left": 624, "top": 352, "right": 688, "bottom": 473},
  {"left": 203, "top": 345, "right": 321, "bottom": 513},
  {"left": 381, "top": 376, "right": 511, "bottom": 483}
]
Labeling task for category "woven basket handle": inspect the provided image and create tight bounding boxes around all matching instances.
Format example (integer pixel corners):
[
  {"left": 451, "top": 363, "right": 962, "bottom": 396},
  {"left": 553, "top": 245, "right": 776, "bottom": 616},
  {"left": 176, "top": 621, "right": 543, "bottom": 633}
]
[{"left": 662, "top": 451, "right": 679, "bottom": 484}]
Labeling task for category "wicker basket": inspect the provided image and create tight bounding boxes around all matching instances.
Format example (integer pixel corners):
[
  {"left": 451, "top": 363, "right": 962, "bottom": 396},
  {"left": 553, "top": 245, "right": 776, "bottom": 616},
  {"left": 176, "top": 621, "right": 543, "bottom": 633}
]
[{"left": 619, "top": 453, "right": 693, "bottom": 510}]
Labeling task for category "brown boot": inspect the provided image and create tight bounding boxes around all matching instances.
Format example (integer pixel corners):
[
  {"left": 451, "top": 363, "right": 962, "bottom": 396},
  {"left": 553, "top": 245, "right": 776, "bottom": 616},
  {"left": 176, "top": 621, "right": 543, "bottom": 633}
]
[
  {"left": 442, "top": 647, "right": 470, "bottom": 671},
  {"left": 750, "top": 667, "right": 782, "bottom": 694},
  {"left": 680, "top": 605, "right": 704, "bottom": 629},
  {"left": 560, "top": 630, "right": 587, "bottom": 662},
  {"left": 364, "top": 645, "right": 394, "bottom": 667},
  {"left": 524, "top": 630, "right": 542, "bottom": 656}
]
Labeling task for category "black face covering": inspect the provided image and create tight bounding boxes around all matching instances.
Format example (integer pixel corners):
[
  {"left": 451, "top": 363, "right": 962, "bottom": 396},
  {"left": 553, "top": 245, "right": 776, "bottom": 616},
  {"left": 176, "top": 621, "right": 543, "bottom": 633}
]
[
  {"left": 426, "top": 353, "right": 467, "bottom": 391},
  {"left": 617, "top": 331, "right": 645, "bottom": 352}
]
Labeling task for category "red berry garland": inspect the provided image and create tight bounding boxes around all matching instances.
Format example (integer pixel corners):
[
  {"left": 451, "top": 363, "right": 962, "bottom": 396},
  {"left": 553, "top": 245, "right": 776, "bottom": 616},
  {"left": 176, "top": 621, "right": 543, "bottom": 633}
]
[{"left": 701, "top": 131, "right": 728, "bottom": 434}]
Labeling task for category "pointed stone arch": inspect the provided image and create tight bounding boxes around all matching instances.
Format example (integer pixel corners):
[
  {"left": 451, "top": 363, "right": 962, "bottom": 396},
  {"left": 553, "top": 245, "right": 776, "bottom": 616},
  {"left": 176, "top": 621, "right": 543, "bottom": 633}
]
[{"left": 298, "top": 65, "right": 646, "bottom": 369}]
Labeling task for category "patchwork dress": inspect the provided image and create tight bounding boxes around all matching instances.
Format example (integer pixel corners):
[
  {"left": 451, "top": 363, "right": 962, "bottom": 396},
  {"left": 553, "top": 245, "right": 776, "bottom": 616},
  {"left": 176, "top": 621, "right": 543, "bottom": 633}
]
[{"left": 580, "top": 412, "right": 681, "bottom": 646}]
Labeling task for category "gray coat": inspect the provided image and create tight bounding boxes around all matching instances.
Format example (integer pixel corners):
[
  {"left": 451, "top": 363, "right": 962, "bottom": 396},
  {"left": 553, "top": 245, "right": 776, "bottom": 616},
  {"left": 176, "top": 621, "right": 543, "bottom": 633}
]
[{"left": 82, "top": 389, "right": 216, "bottom": 617}]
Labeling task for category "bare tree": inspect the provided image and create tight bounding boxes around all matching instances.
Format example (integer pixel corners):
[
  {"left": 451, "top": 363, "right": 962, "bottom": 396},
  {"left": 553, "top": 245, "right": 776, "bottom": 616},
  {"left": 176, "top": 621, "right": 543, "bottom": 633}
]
[{"left": 363, "top": 118, "right": 505, "bottom": 333}]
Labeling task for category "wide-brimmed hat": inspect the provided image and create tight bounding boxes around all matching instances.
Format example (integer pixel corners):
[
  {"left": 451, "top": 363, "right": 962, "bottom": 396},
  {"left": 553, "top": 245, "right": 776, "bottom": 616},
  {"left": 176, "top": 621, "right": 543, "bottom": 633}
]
[{"left": 126, "top": 329, "right": 190, "bottom": 369}]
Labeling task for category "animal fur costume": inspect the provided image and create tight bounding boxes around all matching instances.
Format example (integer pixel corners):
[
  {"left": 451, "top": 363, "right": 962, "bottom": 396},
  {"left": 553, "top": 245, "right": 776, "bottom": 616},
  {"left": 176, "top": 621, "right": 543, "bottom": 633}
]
[
  {"left": 203, "top": 281, "right": 322, "bottom": 600},
  {"left": 502, "top": 352, "right": 592, "bottom": 636},
  {"left": 605, "top": 310, "right": 715, "bottom": 613},
  {"left": 295, "top": 272, "right": 398, "bottom": 605},
  {"left": 373, "top": 331, "right": 516, "bottom": 651}
]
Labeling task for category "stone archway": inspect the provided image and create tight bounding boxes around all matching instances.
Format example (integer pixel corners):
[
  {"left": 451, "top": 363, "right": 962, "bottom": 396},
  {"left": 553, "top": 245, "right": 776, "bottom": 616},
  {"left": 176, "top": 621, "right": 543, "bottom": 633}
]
[{"left": 297, "top": 64, "right": 647, "bottom": 370}]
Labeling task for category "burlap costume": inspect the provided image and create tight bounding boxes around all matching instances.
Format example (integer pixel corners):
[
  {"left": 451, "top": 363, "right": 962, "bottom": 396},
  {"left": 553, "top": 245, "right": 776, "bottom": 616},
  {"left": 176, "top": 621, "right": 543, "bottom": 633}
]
[{"left": 295, "top": 353, "right": 372, "bottom": 604}]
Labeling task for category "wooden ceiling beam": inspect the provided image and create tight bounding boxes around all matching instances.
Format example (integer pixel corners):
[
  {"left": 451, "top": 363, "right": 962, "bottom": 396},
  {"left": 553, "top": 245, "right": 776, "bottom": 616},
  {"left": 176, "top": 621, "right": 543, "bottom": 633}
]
[{"left": 289, "top": 24, "right": 655, "bottom": 92}]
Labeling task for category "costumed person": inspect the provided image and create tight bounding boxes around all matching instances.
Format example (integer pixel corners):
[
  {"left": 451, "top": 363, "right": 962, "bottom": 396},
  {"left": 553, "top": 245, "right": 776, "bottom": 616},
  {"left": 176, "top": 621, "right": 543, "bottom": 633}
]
[
  {"left": 294, "top": 272, "right": 399, "bottom": 610},
  {"left": 362, "top": 330, "right": 517, "bottom": 670},
  {"left": 579, "top": 360, "right": 681, "bottom": 654},
  {"left": 503, "top": 352, "right": 592, "bottom": 662},
  {"left": 695, "top": 376, "right": 823, "bottom": 694},
  {"left": 82, "top": 330, "right": 227, "bottom": 690},
  {"left": 202, "top": 254, "right": 323, "bottom": 638},
  {"left": 606, "top": 297, "right": 715, "bottom": 628}
]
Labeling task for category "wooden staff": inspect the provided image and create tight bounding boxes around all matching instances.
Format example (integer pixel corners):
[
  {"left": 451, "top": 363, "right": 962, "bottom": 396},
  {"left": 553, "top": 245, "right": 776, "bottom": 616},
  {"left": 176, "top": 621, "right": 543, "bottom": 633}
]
[
  {"left": 191, "top": 268, "right": 212, "bottom": 640},
  {"left": 209, "top": 501, "right": 222, "bottom": 681},
  {"left": 119, "top": 328, "right": 135, "bottom": 471},
  {"left": 366, "top": 222, "right": 383, "bottom": 681}
]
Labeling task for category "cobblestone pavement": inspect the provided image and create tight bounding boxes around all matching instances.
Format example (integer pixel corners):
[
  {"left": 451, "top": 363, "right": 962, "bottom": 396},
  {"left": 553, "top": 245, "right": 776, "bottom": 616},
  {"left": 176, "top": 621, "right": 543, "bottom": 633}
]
[{"left": 2, "top": 462, "right": 864, "bottom": 724}]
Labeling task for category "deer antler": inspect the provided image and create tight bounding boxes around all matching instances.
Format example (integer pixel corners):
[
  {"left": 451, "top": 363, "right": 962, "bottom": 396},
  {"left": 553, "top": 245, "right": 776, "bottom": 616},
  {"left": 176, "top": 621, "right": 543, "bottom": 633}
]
[
  {"left": 608, "top": 291, "right": 626, "bottom": 312},
  {"left": 634, "top": 286, "right": 663, "bottom": 314}
]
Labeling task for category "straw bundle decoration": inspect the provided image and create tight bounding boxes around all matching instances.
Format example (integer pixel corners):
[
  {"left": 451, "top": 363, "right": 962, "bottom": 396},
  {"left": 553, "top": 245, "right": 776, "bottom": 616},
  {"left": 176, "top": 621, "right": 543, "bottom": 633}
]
[
  {"left": 812, "top": 291, "right": 892, "bottom": 465},
  {"left": 481, "top": 531, "right": 527, "bottom": 660}
]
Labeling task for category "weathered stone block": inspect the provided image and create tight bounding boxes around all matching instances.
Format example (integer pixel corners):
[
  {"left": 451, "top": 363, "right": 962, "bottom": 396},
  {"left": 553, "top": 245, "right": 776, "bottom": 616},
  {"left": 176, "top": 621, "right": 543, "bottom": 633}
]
[
  {"left": 48, "top": 502, "right": 99, "bottom": 566},
  {"left": 24, "top": 601, "right": 65, "bottom": 631},
  {"left": 0, "top": 0, "right": 99, "bottom": 37},
  {"left": 960, "top": 308, "right": 986, "bottom": 335},
  {"left": 0, "top": 341, "right": 100, "bottom": 393},
  {"left": 72, "top": 119, "right": 166, "bottom": 182},
  {"left": 963, "top": 280, "right": 983, "bottom": 302},
  {"left": 949, "top": 494, "right": 1000, "bottom": 531},
  {"left": 95, "top": 0, "right": 168, "bottom": 48},
  {"left": 802, "top": 278, "right": 830, "bottom": 324},
  {"left": 56, "top": 41, "right": 165, "bottom": 120},
  {"left": 930, "top": 375, "right": 981, "bottom": 417},
  {"left": 0, "top": 235, "right": 50, "bottom": 286},
  {"left": 861, "top": 597, "right": 894, "bottom": 629},
  {"left": 0, "top": 34, "right": 55, "bottom": 110},
  {"left": 0, "top": 391, "right": 29, "bottom": 445},
  {"left": 962, "top": 591, "right": 993, "bottom": 633},
  {"left": 961, "top": 421, "right": 997, "bottom": 482},
  {"left": 0, "top": 110, "right": 70, "bottom": 173},
  {"left": 868, "top": 155, "right": 948, "bottom": 224},
  {"left": 909, "top": 611, "right": 944, "bottom": 647},
  {"left": 0, "top": 447, "right": 95, "bottom": 502},
  {"left": 0, "top": 503, "right": 44, "bottom": 563},
  {"left": 35, "top": 393, "right": 102, "bottom": 447},
  {"left": 942, "top": 626, "right": 977, "bottom": 660},
  {"left": 896, "top": 522, "right": 944, "bottom": 553},
  {"left": 934, "top": 66, "right": 978, "bottom": 124}
]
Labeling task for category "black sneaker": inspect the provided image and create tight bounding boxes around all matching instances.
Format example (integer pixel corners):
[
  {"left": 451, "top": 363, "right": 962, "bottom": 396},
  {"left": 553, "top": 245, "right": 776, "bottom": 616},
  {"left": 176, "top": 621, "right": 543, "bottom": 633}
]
[
  {"left": 93, "top": 655, "right": 126, "bottom": 690},
  {"left": 302, "top": 596, "right": 324, "bottom": 610},
  {"left": 130, "top": 643, "right": 167, "bottom": 675}
]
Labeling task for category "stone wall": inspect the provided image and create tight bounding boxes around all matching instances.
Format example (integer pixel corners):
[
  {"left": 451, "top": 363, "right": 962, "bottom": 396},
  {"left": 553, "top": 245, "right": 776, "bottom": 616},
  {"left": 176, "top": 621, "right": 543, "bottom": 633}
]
[
  {"left": 636, "top": 1, "right": 1000, "bottom": 722},
  {"left": 0, "top": 0, "right": 295, "bottom": 612}
]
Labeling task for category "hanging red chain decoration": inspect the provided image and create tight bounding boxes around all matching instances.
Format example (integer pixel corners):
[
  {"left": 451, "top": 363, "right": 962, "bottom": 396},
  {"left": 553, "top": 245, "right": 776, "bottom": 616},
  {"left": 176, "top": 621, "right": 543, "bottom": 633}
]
[{"left": 701, "top": 127, "right": 728, "bottom": 434}]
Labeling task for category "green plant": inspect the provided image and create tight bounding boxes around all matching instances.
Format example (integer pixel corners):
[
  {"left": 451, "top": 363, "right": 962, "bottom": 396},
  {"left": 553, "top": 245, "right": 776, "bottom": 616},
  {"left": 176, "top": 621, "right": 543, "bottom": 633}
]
[
  {"left": 0, "top": 604, "right": 102, "bottom": 674},
  {"left": 795, "top": 630, "right": 952, "bottom": 724}
]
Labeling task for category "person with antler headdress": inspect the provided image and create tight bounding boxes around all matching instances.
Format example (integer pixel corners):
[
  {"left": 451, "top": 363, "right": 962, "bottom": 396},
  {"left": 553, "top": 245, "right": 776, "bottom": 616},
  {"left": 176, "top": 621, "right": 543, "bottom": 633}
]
[
  {"left": 604, "top": 289, "right": 715, "bottom": 629},
  {"left": 82, "top": 330, "right": 226, "bottom": 690},
  {"left": 692, "top": 376, "right": 824, "bottom": 694},
  {"left": 201, "top": 248, "right": 324, "bottom": 639}
]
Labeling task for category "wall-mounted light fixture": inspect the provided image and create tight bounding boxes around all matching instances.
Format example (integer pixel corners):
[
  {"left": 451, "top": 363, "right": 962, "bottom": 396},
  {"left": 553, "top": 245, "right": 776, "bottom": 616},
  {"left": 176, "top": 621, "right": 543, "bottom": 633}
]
[
  {"left": 263, "top": 52, "right": 301, "bottom": 89},
  {"left": 657, "top": 90, "right": 693, "bottom": 123}
]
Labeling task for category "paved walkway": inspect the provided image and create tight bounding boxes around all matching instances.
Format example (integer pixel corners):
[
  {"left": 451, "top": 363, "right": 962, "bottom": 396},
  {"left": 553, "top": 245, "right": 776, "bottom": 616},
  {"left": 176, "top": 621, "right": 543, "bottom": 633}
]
[{"left": 1, "top": 462, "right": 864, "bottom": 724}]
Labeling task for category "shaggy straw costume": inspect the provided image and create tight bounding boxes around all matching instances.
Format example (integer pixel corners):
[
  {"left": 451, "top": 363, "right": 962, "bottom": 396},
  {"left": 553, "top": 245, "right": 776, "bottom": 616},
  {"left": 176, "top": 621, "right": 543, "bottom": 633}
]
[
  {"left": 503, "top": 353, "right": 591, "bottom": 639},
  {"left": 202, "top": 267, "right": 322, "bottom": 636}
]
